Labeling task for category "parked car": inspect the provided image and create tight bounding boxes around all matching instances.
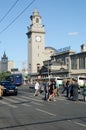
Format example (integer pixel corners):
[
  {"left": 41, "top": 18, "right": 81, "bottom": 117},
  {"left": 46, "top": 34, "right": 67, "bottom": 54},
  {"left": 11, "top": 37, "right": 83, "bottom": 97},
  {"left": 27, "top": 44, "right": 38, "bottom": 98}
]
[{"left": 0, "top": 81, "right": 18, "bottom": 95}]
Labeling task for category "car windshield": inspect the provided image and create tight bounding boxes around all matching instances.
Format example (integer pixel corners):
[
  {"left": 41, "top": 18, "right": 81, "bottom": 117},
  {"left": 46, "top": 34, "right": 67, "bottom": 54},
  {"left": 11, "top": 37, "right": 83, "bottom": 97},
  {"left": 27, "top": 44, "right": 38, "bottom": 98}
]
[{"left": 1, "top": 82, "right": 12, "bottom": 86}]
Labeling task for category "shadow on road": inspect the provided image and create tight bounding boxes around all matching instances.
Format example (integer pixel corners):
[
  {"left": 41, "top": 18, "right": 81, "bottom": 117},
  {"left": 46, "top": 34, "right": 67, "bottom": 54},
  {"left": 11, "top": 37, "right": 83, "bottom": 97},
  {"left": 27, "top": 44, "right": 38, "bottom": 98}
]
[{"left": 0, "top": 116, "right": 86, "bottom": 129}]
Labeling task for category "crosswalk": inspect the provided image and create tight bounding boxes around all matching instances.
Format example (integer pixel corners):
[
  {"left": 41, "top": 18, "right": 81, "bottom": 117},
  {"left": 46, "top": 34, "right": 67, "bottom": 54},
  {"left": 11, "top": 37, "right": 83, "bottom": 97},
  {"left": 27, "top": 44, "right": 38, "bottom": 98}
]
[
  {"left": 0, "top": 93, "right": 67, "bottom": 109},
  {"left": 0, "top": 91, "right": 67, "bottom": 108},
  {"left": 0, "top": 91, "right": 85, "bottom": 108},
  {"left": 0, "top": 93, "right": 44, "bottom": 108},
  {"left": 0, "top": 99, "right": 17, "bottom": 108}
]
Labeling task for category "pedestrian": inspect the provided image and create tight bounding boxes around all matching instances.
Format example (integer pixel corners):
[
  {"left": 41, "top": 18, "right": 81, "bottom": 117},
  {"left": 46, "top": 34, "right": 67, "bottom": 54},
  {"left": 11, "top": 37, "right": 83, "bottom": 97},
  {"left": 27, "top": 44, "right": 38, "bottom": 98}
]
[
  {"left": 83, "top": 79, "right": 86, "bottom": 101},
  {"left": 66, "top": 80, "right": 71, "bottom": 98},
  {"left": 62, "top": 79, "right": 67, "bottom": 94},
  {"left": 34, "top": 79, "right": 40, "bottom": 96},
  {"left": 72, "top": 78, "right": 79, "bottom": 101},
  {"left": 42, "top": 80, "right": 49, "bottom": 100},
  {"left": 55, "top": 79, "right": 60, "bottom": 96},
  {"left": 68, "top": 80, "right": 73, "bottom": 99},
  {"left": 47, "top": 80, "right": 56, "bottom": 102},
  {"left": 0, "top": 85, "right": 4, "bottom": 99}
]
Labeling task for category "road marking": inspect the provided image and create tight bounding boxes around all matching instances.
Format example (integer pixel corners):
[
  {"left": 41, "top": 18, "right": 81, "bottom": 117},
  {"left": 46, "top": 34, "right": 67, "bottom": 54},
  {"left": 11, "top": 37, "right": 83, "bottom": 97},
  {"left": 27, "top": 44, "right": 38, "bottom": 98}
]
[
  {"left": 21, "top": 95, "right": 43, "bottom": 102},
  {"left": 21, "top": 96, "right": 44, "bottom": 106},
  {"left": 36, "top": 108, "right": 56, "bottom": 116},
  {"left": 3, "top": 97, "right": 19, "bottom": 103},
  {"left": 11, "top": 96, "right": 43, "bottom": 106},
  {"left": 31, "top": 101, "right": 43, "bottom": 106},
  {"left": 22, "top": 103, "right": 31, "bottom": 107},
  {"left": 0, "top": 100, "right": 17, "bottom": 108},
  {"left": 74, "top": 121, "right": 86, "bottom": 128},
  {"left": 12, "top": 96, "right": 28, "bottom": 102}
]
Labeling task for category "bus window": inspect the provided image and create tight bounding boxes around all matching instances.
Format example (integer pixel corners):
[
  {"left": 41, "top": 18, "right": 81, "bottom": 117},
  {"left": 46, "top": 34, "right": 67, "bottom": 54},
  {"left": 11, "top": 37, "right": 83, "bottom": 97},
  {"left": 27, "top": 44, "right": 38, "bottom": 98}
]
[{"left": 5, "top": 74, "right": 23, "bottom": 86}]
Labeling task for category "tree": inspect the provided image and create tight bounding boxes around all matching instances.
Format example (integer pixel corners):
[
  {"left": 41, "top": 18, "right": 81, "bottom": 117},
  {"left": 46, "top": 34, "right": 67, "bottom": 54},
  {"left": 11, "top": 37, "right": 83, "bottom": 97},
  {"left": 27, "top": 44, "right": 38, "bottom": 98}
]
[{"left": 0, "top": 71, "right": 11, "bottom": 81}]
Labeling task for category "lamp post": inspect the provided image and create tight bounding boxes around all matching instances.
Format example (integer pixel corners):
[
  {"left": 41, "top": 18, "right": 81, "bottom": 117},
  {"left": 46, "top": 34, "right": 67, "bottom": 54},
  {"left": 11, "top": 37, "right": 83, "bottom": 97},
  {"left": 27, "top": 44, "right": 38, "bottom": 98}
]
[{"left": 47, "top": 61, "right": 51, "bottom": 83}]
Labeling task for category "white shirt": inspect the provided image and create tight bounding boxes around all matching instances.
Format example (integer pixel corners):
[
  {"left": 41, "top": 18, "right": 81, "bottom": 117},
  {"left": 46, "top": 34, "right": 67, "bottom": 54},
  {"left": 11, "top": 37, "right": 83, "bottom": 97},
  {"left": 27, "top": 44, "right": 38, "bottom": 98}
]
[{"left": 35, "top": 82, "right": 40, "bottom": 90}]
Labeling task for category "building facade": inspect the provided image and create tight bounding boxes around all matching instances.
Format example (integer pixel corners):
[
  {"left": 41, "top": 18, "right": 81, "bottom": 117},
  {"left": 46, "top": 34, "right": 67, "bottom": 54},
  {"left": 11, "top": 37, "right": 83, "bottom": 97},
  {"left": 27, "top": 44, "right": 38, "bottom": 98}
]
[
  {"left": 26, "top": 9, "right": 86, "bottom": 81},
  {"left": 41, "top": 44, "right": 86, "bottom": 78},
  {"left": 26, "top": 9, "right": 58, "bottom": 75},
  {"left": 26, "top": 9, "right": 45, "bottom": 74},
  {"left": 8, "top": 60, "right": 14, "bottom": 72},
  {"left": 0, "top": 52, "right": 14, "bottom": 73},
  {"left": 0, "top": 52, "right": 8, "bottom": 72}
]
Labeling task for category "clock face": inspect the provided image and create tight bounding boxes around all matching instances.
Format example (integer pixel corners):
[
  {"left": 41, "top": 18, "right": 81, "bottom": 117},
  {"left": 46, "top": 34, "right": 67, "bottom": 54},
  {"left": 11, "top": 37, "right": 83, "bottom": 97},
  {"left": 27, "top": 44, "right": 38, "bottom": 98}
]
[{"left": 36, "top": 36, "right": 41, "bottom": 42}]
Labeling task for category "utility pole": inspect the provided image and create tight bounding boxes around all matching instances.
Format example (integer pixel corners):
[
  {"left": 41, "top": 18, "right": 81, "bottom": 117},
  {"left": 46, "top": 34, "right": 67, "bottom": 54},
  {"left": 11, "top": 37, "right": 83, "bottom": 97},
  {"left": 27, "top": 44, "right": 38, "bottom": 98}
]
[
  {"left": 48, "top": 60, "right": 50, "bottom": 83},
  {"left": 48, "top": 60, "right": 49, "bottom": 77}
]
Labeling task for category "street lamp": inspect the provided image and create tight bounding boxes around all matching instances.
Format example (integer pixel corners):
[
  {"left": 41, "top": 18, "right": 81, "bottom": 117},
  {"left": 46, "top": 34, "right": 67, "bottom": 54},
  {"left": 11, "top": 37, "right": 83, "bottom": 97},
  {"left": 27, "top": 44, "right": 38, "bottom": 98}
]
[{"left": 47, "top": 60, "right": 51, "bottom": 83}]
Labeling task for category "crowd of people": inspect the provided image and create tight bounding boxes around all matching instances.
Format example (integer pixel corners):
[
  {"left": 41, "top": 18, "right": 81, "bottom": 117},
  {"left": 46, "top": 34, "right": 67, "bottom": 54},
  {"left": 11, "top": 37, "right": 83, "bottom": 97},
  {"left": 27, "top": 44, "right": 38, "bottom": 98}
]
[
  {"left": 34, "top": 78, "right": 60, "bottom": 102},
  {"left": 33, "top": 77, "right": 86, "bottom": 102},
  {"left": 0, "top": 77, "right": 86, "bottom": 102},
  {"left": 62, "top": 78, "right": 79, "bottom": 101}
]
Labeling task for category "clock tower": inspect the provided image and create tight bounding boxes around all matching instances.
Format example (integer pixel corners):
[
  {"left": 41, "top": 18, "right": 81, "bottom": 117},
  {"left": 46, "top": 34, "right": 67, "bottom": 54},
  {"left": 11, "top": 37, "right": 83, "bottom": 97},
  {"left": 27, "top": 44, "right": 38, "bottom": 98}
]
[
  {"left": 26, "top": 9, "right": 45, "bottom": 74},
  {"left": 1, "top": 52, "right": 8, "bottom": 72}
]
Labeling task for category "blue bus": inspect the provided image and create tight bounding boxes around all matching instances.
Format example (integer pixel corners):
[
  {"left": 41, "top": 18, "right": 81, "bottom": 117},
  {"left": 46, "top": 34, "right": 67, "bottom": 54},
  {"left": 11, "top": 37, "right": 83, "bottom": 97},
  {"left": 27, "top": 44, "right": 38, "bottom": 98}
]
[{"left": 5, "top": 73, "right": 23, "bottom": 86}]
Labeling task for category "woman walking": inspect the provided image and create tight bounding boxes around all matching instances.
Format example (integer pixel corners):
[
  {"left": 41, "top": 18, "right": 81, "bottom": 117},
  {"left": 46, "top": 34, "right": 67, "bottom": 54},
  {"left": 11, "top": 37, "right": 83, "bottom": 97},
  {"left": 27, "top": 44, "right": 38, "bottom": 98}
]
[{"left": 47, "top": 80, "right": 56, "bottom": 102}]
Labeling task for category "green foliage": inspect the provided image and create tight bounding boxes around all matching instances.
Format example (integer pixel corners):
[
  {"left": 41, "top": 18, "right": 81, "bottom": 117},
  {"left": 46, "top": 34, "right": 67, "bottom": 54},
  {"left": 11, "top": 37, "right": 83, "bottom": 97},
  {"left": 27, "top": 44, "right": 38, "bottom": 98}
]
[{"left": 0, "top": 71, "right": 11, "bottom": 81}]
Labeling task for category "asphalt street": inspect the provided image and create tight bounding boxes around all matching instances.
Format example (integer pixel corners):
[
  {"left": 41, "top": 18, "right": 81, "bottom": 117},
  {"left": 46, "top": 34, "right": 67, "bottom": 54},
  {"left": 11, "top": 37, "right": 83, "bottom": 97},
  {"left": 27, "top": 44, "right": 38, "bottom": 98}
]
[{"left": 0, "top": 85, "right": 86, "bottom": 130}]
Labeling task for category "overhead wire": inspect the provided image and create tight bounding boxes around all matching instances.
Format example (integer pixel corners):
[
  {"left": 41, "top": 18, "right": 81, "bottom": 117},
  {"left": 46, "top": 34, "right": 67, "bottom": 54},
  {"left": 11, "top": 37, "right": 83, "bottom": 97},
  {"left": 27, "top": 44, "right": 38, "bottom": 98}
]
[
  {"left": 0, "top": 0, "right": 20, "bottom": 24},
  {"left": 0, "top": 0, "right": 36, "bottom": 34}
]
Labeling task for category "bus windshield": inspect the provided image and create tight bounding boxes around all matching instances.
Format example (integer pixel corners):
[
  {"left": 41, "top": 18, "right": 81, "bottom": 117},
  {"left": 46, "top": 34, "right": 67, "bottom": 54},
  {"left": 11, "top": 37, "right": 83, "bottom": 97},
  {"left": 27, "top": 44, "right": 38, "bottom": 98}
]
[{"left": 5, "top": 74, "right": 23, "bottom": 86}]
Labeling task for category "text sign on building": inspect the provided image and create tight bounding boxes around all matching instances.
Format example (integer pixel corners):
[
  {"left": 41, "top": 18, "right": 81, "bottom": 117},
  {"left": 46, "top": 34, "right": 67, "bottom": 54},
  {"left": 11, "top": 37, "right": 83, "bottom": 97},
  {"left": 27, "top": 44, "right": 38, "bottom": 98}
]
[{"left": 57, "top": 46, "right": 71, "bottom": 53}]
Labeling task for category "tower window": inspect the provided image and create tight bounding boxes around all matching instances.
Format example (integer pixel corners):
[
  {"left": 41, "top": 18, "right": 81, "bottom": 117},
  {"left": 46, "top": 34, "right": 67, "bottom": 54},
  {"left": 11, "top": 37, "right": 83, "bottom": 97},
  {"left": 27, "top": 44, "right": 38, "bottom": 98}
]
[{"left": 36, "top": 18, "right": 39, "bottom": 23}]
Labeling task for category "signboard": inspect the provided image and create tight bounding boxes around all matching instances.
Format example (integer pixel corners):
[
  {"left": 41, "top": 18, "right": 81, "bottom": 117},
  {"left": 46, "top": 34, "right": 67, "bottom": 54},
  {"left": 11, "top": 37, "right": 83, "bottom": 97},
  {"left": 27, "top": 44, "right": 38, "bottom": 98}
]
[{"left": 57, "top": 46, "right": 71, "bottom": 53}]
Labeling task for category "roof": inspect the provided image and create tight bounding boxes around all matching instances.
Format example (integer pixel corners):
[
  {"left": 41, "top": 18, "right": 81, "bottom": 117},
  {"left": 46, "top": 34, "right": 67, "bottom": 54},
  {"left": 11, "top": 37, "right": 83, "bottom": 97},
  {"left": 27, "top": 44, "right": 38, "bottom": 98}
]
[{"left": 45, "top": 46, "right": 57, "bottom": 52}]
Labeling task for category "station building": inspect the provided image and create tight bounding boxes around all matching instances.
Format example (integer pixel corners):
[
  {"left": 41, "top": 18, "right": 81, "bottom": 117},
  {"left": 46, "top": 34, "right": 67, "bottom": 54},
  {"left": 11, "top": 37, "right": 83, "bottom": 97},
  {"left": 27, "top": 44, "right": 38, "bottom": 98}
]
[
  {"left": 41, "top": 44, "right": 86, "bottom": 78},
  {"left": 26, "top": 9, "right": 86, "bottom": 80}
]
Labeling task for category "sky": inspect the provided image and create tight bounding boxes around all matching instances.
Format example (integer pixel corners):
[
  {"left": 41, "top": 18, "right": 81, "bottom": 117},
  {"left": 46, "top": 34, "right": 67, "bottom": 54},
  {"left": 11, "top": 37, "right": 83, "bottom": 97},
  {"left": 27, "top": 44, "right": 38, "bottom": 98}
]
[{"left": 0, "top": 0, "right": 86, "bottom": 70}]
